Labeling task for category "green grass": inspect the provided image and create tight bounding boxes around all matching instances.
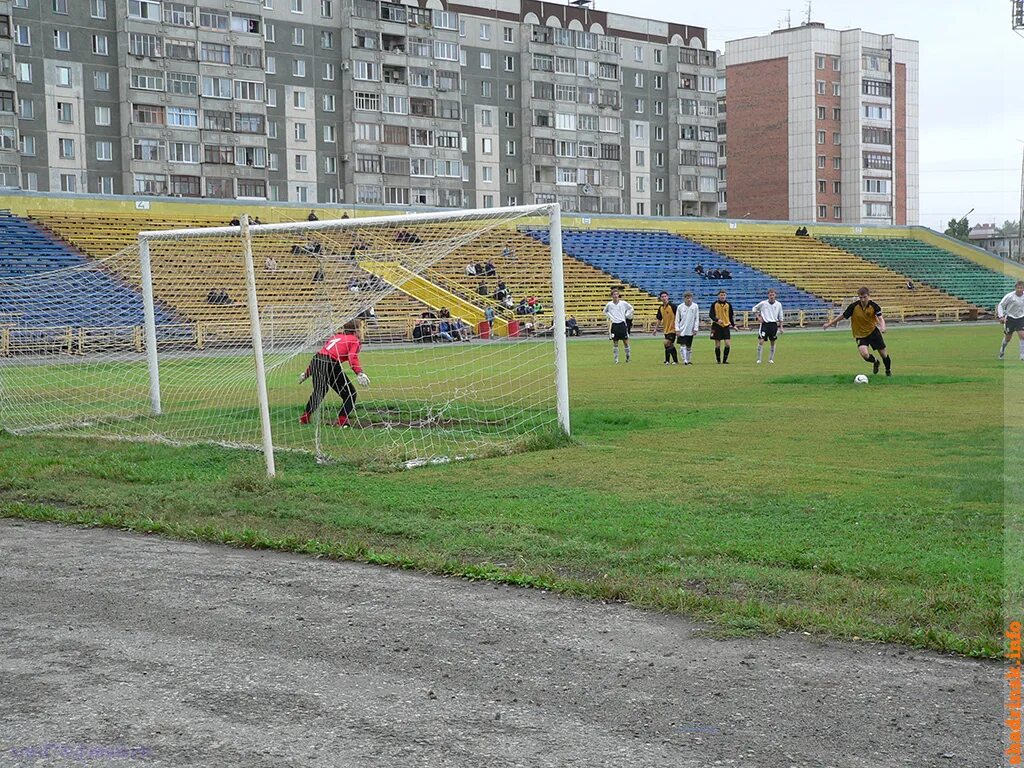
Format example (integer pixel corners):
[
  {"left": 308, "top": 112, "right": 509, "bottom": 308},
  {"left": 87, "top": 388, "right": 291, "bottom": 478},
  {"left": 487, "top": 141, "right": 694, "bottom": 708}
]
[{"left": 1, "top": 324, "right": 1020, "bottom": 657}]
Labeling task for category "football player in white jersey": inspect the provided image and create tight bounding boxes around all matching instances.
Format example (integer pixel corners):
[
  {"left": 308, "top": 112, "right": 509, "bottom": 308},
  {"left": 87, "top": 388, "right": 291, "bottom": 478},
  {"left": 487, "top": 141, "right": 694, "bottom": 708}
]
[
  {"left": 752, "top": 289, "right": 784, "bottom": 364},
  {"left": 603, "top": 288, "right": 634, "bottom": 364},
  {"left": 998, "top": 280, "right": 1024, "bottom": 360}
]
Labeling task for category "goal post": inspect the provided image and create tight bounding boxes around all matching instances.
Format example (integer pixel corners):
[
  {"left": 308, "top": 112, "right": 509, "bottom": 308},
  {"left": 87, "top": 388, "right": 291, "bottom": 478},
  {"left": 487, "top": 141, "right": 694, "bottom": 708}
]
[{"left": 0, "top": 203, "right": 569, "bottom": 473}]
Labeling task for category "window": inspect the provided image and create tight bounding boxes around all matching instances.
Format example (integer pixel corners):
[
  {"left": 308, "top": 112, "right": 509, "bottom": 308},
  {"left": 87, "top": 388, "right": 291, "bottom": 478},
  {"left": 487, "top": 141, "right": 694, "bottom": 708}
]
[
  {"left": 864, "top": 178, "right": 890, "bottom": 194},
  {"left": 292, "top": 27, "right": 305, "bottom": 45},
  {"left": 434, "top": 41, "right": 459, "bottom": 61},
  {"left": 237, "top": 179, "right": 266, "bottom": 198},
  {"left": 505, "top": 83, "right": 516, "bottom": 99},
  {"left": 167, "top": 106, "right": 198, "bottom": 127},
  {"left": 816, "top": 80, "right": 825, "bottom": 95},
  {"left": 165, "top": 39, "right": 195, "bottom": 60},
  {"left": 505, "top": 139, "right": 517, "bottom": 156},
  {"left": 816, "top": 131, "right": 825, "bottom": 145},
  {"left": 816, "top": 106, "right": 826, "bottom": 120},
  {"left": 53, "top": 29, "right": 70, "bottom": 51},
  {"left": 200, "top": 42, "right": 230, "bottom": 64},
  {"left": 91, "top": 0, "right": 108, "bottom": 18},
  {"left": 167, "top": 72, "right": 197, "bottom": 96},
  {"left": 481, "top": 108, "right": 493, "bottom": 127},
  {"left": 56, "top": 67, "right": 72, "bottom": 87},
  {"left": 163, "top": 2, "right": 193, "bottom": 26},
  {"left": 19, "top": 135, "right": 35, "bottom": 155},
  {"left": 354, "top": 122, "right": 381, "bottom": 142},
  {"left": 293, "top": 154, "right": 308, "bottom": 172},
  {"left": 504, "top": 56, "right": 515, "bottom": 72},
  {"left": 322, "top": 94, "right": 336, "bottom": 112},
  {"left": 323, "top": 124, "right": 335, "bottom": 143},
  {"left": 833, "top": 132, "right": 841, "bottom": 145},
  {"left": 863, "top": 152, "right": 892, "bottom": 170},
  {"left": 817, "top": 180, "right": 827, "bottom": 193},
  {"left": 479, "top": 52, "right": 492, "bottom": 69},
  {"left": 292, "top": 59, "right": 306, "bottom": 77},
  {"left": 433, "top": 10, "right": 456, "bottom": 29},
  {"left": 479, "top": 22, "right": 491, "bottom": 41},
  {"left": 132, "top": 104, "right": 165, "bottom": 126},
  {"left": 93, "top": 35, "right": 108, "bottom": 55},
  {"left": 833, "top": 206, "right": 842, "bottom": 219},
  {"left": 293, "top": 122, "right": 307, "bottom": 141},
  {"left": 817, "top": 155, "right": 826, "bottom": 169},
  {"left": 833, "top": 156, "right": 842, "bottom": 170},
  {"left": 818, "top": 205, "right": 827, "bottom": 219},
  {"left": 816, "top": 55, "right": 825, "bottom": 69},
  {"left": 235, "top": 146, "right": 266, "bottom": 167},
  {"left": 199, "top": 7, "right": 228, "bottom": 29},
  {"left": 862, "top": 79, "right": 892, "bottom": 97},
  {"left": 204, "top": 144, "right": 233, "bottom": 164},
  {"left": 862, "top": 126, "right": 892, "bottom": 145},
  {"left": 15, "top": 63, "right": 30, "bottom": 83},
  {"left": 863, "top": 104, "right": 891, "bottom": 120},
  {"left": 264, "top": 23, "right": 275, "bottom": 42},
  {"left": 293, "top": 90, "right": 307, "bottom": 109},
  {"left": 833, "top": 181, "right": 841, "bottom": 194},
  {"left": 128, "top": 0, "right": 159, "bottom": 19},
  {"left": 169, "top": 142, "right": 200, "bottom": 163},
  {"left": 354, "top": 60, "right": 379, "bottom": 81},
  {"left": 235, "top": 113, "right": 265, "bottom": 133},
  {"left": 60, "top": 174, "right": 78, "bottom": 193},
  {"left": 322, "top": 63, "right": 335, "bottom": 81},
  {"left": 234, "top": 80, "right": 265, "bottom": 101},
  {"left": 503, "top": 26, "right": 514, "bottom": 43},
  {"left": 56, "top": 101, "right": 73, "bottom": 122},
  {"left": 58, "top": 138, "right": 75, "bottom": 159},
  {"left": 131, "top": 69, "right": 164, "bottom": 91},
  {"left": 204, "top": 110, "right": 232, "bottom": 131},
  {"left": 291, "top": 0, "right": 304, "bottom": 12},
  {"left": 832, "top": 83, "right": 841, "bottom": 97},
  {"left": 18, "top": 99, "right": 33, "bottom": 119},
  {"left": 864, "top": 202, "right": 892, "bottom": 218},
  {"left": 832, "top": 57, "right": 841, "bottom": 71},
  {"left": 169, "top": 175, "right": 200, "bottom": 197},
  {"left": 833, "top": 108, "right": 841, "bottom": 121},
  {"left": 634, "top": 44, "right": 643, "bottom": 62},
  {"left": 383, "top": 95, "right": 407, "bottom": 114},
  {"left": 0, "top": 90, "right": 12, "bottom": 113},
  {"left": 634, "top": 150, "right": 645, "bottom": 166}
]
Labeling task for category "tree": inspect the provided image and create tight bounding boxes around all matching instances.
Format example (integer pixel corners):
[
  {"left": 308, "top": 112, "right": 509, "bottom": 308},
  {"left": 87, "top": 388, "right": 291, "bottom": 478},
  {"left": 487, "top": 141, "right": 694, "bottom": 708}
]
[
  {"left": 998, "top": 219, "right": 1021, "bottom": 237},
  {"left": 945, "top": 217, "right": 971, "bottom": 241}
]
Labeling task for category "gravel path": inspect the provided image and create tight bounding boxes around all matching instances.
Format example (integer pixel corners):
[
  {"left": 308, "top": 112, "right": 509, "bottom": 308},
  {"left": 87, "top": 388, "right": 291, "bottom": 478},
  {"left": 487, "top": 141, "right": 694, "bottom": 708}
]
[{"left": 0, "top": 519, "right": 1001, "bottom": 767}]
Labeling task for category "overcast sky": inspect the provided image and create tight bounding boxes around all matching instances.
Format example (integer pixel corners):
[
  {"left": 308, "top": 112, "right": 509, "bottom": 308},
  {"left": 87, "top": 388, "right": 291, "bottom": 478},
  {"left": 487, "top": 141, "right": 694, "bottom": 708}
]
[{"left": 597, "top": 0, "right": 1021, "bottom": 230}]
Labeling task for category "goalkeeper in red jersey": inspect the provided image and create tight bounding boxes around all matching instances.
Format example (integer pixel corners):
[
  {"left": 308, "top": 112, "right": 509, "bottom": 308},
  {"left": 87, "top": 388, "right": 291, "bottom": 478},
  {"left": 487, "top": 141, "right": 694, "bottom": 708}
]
[{"left": 298, "top": 321, "right": 371, "bottom": 427}]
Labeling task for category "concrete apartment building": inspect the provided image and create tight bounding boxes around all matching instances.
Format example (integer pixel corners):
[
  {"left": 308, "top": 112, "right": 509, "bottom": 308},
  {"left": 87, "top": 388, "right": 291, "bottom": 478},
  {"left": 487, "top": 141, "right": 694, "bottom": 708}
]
[
  {"left": 0, "top": 0, "right": 722, "bottom": 216},
  {"left": 723, "top": 22, "right": 919, "bottom": 225}
]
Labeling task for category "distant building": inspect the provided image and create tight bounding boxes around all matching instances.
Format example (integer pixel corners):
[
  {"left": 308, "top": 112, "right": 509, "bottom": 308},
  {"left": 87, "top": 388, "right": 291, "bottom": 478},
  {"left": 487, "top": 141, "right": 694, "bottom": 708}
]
[
  {"left": 724, "top": 22, "right": 918, "bottom": 225},
  {"left": 969, "top": 223, "right": 1021, "bottom": 260}
]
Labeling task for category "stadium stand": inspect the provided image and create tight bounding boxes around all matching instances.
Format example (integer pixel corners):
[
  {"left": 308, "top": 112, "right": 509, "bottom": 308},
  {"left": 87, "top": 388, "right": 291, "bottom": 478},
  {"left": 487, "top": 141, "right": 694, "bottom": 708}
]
[
  {"left": 685, "top": 230, "right": 980, "bottom": 319},
  {"left": 430, "top": 230, "right": 660, "bottom": 330},
  {"left": 29, "top": 210, "right": 432, "bottom": 340},
  {"left": 819, "top": 236, "right": 1017, "bottom": 311},
  {"left": 0, "top": 211, "right": 179, "bottom": 353},
  {"left": 522, "top": 228, "right": 833, "bottom": 316}
]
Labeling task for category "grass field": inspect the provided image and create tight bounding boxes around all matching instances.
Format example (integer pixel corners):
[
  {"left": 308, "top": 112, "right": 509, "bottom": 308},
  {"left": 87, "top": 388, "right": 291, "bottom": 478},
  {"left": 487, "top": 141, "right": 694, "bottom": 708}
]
[{"left": 1, "top": 323, "right": 1021, "bottom": 657}]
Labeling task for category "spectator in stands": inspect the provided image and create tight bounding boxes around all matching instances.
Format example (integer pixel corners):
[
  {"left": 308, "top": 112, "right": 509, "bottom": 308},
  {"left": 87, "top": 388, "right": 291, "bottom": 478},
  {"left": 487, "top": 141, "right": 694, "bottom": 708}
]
[
  {"left": 264, "top": 256, "right": 277, "bottom": 272},
  {"left": 437, "top": 320, "right": 455, "bottom": 342},
  {"left": 502, "top": 296, "right": 514, "bottom": 310},
  {"left": 527, "top": 295, "right": 537, "bottom": 311},
  {"left": 906, "top": 279, "right": 915, "bottom": 291},
  {"left": 348, "top": 278, "right": 361, "bottom": 292},
  {"left": 566, "top": 316, "right": 581, "bottom": 336},
  {"left": 795, "top": 226, "right": 809, "bottom": 237},
  {"left": 454, "top": 318, "right": 471, "bottom": 341},
  {"left": 341, "top": 213, "right": 350, "bottom": 220},
  {"left": 501, "top": 243, "right": 516, "bottom": 260},
  {"left": 207, "top": 288, "right": 219, "bottom": 304},
  {"left": 515, "top": 299, "right": 530, "bottom": 316},
  {"left": 494, "top": 281, "right": 509, "bottom": 302},
  {"left": 465, "top": 262, "right": 477, "bottom": 276},
  {"left": 207, "top": 288, "right": 232, "bottom": 305},
  {"left": 710, "top": 269, "right": 721, "bottom": 279},
  {"left": 484, "top": 261, "right": 496, "bottom": 276},
  {"left": 721, "top": 268, "right": 732, "bottom": 280},
  {"left": 475, "top": 262, "right": 485, "bottom": 276},
  {"left": 484, "top": 306, "right": 496, "bottom": 334},
  {"left": 253, "top": 216, "right": 263, "bottom": 226},
  {"left": 533, "top": 300, "right": 544, "bottom": 314},
  {"left": 477, "top": 281, "right": 489, "bottom": 296},
  {"left": 396, "top": 230, "right": 422, "bottom": 244},
  {"left": 695, "top": 264, "right": 705, "bottom": 276},
  {"left": 229, "top": 216, "right": 241, "bottom": 227},
  {"left": 412, "top": 319, "right": 433, "bottom": 343},
  {"left": 439, "top": 307, "right": 451, "bottom": 319},
  {"left": 312, "top": 266, "right": 325, "bottom": 283},
  {"left": 308, "top": 211, "right": 319, "bottom": 222}
]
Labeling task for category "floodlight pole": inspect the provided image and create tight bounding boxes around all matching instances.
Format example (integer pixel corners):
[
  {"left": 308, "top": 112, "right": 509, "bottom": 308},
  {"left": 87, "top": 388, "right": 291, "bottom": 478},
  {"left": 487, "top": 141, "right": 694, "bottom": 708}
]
[
  {"left": 548, "top": 204, "right": 571, "bottom": 437},
  {"left": 240, "top": 214, "right": 276, "bottom": 478},
  {"left": 138, "top": 235, "right": 162, "bottom": 416}
]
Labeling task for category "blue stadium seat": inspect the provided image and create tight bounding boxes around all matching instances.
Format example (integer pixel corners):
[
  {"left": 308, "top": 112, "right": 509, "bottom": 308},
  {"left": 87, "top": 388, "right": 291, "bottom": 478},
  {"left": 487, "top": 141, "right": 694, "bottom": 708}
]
[{"left": 523, "top": 228, "right": 833, "bottom": 312}]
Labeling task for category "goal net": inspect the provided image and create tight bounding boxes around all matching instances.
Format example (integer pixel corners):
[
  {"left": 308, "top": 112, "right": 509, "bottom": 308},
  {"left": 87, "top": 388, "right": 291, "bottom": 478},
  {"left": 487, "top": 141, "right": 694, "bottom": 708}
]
[{"left": 0, "top": 204, "right": 569, "bottom": 472}]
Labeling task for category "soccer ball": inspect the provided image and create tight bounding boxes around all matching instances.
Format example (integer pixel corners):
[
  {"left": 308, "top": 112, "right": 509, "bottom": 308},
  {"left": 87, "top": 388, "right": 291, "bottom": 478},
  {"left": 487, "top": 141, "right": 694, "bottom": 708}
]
[{"left": 854, "top": 374, "right": 869, "bottom": 385}]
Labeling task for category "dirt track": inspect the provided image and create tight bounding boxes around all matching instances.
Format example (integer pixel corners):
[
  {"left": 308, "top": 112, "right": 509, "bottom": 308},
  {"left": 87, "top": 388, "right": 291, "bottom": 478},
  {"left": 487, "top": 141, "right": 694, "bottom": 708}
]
[{"left": 0, "top": 519, "right": 1001, "bottom": 767}]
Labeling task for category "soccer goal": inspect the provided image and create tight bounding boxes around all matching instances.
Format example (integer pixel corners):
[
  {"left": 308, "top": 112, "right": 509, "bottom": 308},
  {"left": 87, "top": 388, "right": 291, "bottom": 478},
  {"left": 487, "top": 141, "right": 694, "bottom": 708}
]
[{"left": 0, "top": 204, "right": 569, "bottom": 474}]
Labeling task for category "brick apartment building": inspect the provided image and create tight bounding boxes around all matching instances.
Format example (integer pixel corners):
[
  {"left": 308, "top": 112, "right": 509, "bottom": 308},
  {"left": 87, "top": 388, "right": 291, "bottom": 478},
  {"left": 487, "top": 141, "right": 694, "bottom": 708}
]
[{"left": 723, "top": 22, "right": 918, "bottom": 225}]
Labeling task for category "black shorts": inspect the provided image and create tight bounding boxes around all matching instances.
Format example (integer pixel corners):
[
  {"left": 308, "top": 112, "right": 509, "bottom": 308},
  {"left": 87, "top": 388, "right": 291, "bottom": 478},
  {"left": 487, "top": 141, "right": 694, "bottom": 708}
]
[
  {"left": 663, "top": 332, "right": 676, "bottom": 344},
  {"left": 610, "top": 321, "right": 629, "bottom": 341},
  {"left": 711, "top": 324, "right": 731, "bottom": 341},
  {"left": 759, "top": 322, "right": 779, "bottom": 342},
  {"left": 856, "top": 328, "right": 886, "bottom": 351},
  {"left": 1006, "top": 316, "right": 1024, "bottom": 333},
  {"left": 678, "top": 335, "right": 694, "bottom": 348}
]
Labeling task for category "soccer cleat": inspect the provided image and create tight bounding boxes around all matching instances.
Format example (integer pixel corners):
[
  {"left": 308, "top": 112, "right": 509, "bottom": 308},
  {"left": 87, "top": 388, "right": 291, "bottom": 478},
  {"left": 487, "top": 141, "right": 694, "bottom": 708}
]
[
  {"left": 664, "top": 361, "right": 670, "bottom": 365},
  {"left": 756, "top": 359, "right": 761, "bottom": 364},
  {"left": 768, "top": 359, "right": 774, "bottom": 364},
  {"left": 885, "top": 369, "right": 892, "bottom": 377},
  {"left": 999, "top": 351, "right": 1006, "bottom": 359},
  {"left": 333, "top": 414, "right": 349, "bottom": 427},
  {"left": 722, "top": 361, "right": 729, "bottom": 365},
  {"left": 299, "top": 412, "right": 310, "bottom": 425},
  {"left": 872, "top": 359, "right": 881, "bottom": 375},
  {"left": 671, "top": 361, "right": 678, "bottom": 365}
]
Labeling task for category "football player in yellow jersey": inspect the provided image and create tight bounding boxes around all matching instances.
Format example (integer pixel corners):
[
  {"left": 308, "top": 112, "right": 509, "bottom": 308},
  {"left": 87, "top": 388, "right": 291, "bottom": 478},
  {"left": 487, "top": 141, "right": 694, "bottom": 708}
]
[
  {"left": 654, "top": 291, "right": 679, "bottom": 365},
  {"left": 822, "top": 287, "right": 892, "bottom": 376}
]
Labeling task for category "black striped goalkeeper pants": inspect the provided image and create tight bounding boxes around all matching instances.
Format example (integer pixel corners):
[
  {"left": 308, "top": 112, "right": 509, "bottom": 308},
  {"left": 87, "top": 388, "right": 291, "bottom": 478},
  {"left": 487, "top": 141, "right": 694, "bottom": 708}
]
[{"left": 305, "top": 353, "right": 357, "bottom": 418}]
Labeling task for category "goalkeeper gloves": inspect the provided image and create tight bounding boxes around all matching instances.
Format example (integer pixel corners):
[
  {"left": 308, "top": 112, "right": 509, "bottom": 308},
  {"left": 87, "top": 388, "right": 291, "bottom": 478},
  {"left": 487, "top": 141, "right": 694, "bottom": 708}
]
[
  {"left": 356, "top": 372, "right": 371, "bottom": 388},
  {"left": 298, "top": 371, "right": 308, "bottom": 383}
]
